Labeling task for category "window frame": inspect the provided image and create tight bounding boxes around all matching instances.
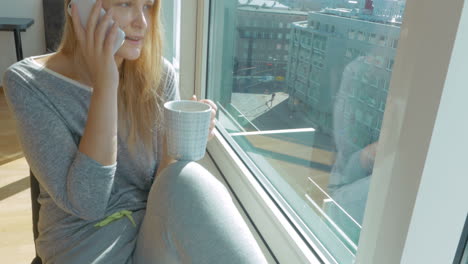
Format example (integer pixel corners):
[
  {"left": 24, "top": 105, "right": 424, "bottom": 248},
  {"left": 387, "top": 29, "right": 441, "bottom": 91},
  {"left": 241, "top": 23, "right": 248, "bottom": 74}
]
[
  {"left": 177, "top": 0, "right": 468, "bottom": 263},
  {"left": 453, "top": 214, "right": 468, "bottom": 263},
  {"left": 161, "top": 0, "right": 180, "bottom": 70}
]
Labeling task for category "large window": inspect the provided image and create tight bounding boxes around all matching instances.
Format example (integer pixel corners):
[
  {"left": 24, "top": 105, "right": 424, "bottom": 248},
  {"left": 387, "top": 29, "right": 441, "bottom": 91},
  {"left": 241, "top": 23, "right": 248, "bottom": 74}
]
[
  {"left": 206, "top": 1, "right": 404, "bottom": 262},
  {"left": 181, "top": 0, "right": 468, "bottom": 263}
]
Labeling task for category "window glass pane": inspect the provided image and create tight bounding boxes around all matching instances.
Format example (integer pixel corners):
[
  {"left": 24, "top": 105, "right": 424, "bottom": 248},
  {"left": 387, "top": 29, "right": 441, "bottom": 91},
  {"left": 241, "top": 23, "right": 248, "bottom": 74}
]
[
  {"left": 455, "top": 217, "right": 468, "bottom": 264},
  {"left": 207, "top": 1, "right": 406, "bottom": 262},
  {"left": 461, "top": 243, "right": 468, "bottom": 264},
  {"left": 162, "top": 0, "right": 180, "bottom": 68}
]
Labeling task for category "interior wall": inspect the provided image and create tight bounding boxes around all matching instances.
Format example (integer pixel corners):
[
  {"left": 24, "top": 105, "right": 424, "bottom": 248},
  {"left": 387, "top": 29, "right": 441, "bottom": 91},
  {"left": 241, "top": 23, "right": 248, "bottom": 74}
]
[{"left": 0, "top": 0, "right": 46, "bottom": 84}]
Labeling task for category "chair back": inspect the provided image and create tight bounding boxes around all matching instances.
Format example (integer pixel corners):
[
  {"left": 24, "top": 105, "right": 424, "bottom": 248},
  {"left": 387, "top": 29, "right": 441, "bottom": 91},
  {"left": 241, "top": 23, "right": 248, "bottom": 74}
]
[{"left": 30, "top": 170, "right": 42, "bottom": 264}]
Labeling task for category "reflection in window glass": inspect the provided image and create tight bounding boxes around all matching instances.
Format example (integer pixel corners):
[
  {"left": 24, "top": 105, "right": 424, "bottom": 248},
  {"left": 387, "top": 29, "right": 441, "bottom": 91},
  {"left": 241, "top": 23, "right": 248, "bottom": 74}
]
[
  {"left": 462, "top": 244, "right": 468, "bottom": 264},
  {"left": 208, "top": 0, "right": 406, "bottom": 262}
]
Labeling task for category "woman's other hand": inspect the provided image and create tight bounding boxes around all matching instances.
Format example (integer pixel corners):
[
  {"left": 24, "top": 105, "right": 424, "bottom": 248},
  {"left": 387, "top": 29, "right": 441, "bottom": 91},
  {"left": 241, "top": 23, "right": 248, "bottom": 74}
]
[
  {"left": 70, "top": 0, "right": 120, "bottom": 91},
  {"left": 191, "top": 95, "right": 218, "bottom": 140},
  {"left": 360, "top": 141, "right": 379, "bottom": 171}
]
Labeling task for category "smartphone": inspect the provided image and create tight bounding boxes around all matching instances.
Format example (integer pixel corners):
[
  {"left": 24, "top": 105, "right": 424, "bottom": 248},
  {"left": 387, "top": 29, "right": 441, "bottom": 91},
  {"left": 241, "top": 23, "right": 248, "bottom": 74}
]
[{"left": 68, "top": 0, "right": 125, "bottom": 54}]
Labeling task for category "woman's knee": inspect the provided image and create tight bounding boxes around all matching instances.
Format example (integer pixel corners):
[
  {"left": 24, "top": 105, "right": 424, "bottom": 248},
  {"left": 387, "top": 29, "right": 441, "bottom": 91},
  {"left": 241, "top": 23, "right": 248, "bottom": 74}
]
[
  {"left": 160, "top": 161, "right": 225, "bottom": 189},
  {"left": 154, "top": 163, "right": 267, "bottom": 263},
  {"left": 157, "top": 161, "right": 229, "bottom": 198}
]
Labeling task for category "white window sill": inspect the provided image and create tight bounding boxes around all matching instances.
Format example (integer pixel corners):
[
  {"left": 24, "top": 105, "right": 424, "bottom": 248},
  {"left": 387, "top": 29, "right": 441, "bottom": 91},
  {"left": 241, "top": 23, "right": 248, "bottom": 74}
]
[{"left": 203, "top": 129, "right": 325, "bottom": 264}]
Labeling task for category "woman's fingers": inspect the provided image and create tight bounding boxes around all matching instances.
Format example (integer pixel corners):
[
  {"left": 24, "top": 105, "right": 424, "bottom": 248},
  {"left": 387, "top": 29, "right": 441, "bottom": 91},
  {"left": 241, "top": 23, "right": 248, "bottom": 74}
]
[
  {"left": 86, "top": 0, "right": 103, "bottom": 51},
  {"left": 200, "top": 99, "right": 217, "bottom": 139},
  {"left": 200, "top": 99, "right": 218, "bottom": 112},
  {"left": 190, "top": 97, "right": 217, "bottom": 138},
  {"left": 197, "top": 98, "right": 217, "bottom": 121},
  {"left": 95, "top": 9, "right": 114, "bottom": 53},
  {"left": 104, "top": 21, "right": 119, "bottom": 56},
  {"left": 208, "top": 120, "right": 216, "bottom": 139},
  {"left": 189, "top": 97, "right": 218, "bottom": 115},
  {"left": 209, "top": 120, "right": 216, "bottom": 131},
  {"left": 210, "top": 109, "right": 216, "bottom": 132},
  {"left": 70, "top": 3, "right": 86, "bottom": 49}
]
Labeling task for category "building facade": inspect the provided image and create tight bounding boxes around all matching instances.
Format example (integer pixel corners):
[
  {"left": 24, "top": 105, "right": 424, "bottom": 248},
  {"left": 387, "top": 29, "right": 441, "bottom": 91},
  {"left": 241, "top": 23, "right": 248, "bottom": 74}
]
[
  {"left": 234, "top": 4, "right": 307, "bottom": 92},
  {"left": 278, "top": 0, "right": 322, "bottom": 11},
  {"left": 286, "top": 4, "right": 403, "bottom": 146}
]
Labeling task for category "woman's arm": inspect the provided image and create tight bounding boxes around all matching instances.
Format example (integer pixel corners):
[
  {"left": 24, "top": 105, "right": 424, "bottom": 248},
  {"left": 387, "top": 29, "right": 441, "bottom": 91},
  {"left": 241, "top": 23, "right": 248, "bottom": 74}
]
[
  {"left": 155, "top": 135, "right": 176, "bottom": 178},
  {"left": 72, "top": 1, "right": 120, "bottom": 166},
  {"left": 78, "top": 87, "right": 118, "bottom": 166},
  {"left": 2, "top": 71, "right": 116, "bottom": 220}
]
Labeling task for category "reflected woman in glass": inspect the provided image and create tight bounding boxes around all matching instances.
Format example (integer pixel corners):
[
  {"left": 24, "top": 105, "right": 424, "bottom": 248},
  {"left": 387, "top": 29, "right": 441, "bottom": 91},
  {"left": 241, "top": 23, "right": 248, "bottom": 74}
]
[{"left": 328, "top": 53, "right": 387, "bottom": 243}]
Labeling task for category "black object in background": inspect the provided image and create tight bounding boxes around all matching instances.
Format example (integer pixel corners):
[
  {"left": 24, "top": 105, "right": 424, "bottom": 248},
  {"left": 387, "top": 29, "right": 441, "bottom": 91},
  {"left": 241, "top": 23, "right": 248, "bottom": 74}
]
[{"left": 42, "top": 0, "right": 65, "bottom": 52}]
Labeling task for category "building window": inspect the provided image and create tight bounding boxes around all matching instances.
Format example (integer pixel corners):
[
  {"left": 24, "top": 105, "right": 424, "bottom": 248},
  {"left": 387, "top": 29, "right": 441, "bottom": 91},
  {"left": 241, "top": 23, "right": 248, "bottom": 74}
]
[
  {"left": 379, "top": 35, "right": 387, "bottom": 46},
  {"left": 348, "top": 29, "right": 356, "bottom": 39},
  {"left": 369, "top": 33, "right": 378, "bottom": 44},
  {"left": 358, "top": 31, "right": 366, "bottom": 41},
  {"left": 387, "top": 58, "right": 395, "bottom": 70}
]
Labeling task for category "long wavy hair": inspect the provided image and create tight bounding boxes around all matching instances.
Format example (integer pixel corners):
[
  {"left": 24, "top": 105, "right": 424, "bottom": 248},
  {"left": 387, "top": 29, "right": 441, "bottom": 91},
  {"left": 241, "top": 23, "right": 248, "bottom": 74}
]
[{"left": 58, "top": 0, "right": 164, "bottom": 160}]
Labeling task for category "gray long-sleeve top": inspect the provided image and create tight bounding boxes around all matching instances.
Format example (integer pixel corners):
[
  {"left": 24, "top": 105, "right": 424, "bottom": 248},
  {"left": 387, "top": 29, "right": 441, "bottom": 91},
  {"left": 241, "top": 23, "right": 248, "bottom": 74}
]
[{"left": 2, "top": 55, "right": 179, "bottom": 263}]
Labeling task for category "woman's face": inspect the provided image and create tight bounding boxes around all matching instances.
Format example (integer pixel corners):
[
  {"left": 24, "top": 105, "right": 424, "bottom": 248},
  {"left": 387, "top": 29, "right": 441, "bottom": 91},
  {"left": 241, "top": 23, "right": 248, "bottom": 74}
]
[{"left": 103, "top": 0, "right": 155, "bottom": 60}]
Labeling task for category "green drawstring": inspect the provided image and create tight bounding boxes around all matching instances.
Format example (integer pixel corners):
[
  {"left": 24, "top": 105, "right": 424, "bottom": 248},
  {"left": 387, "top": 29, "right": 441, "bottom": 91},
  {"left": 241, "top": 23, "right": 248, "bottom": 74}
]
[{"left": 94, "top": 210, "right": 136, "bottom": 228}]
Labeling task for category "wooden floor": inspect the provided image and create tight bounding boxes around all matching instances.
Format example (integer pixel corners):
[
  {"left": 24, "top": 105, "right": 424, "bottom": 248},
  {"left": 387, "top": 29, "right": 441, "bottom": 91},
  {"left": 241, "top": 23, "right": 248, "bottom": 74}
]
[{"left": 0, "top": 87, "right": 36, "bottom": 263}]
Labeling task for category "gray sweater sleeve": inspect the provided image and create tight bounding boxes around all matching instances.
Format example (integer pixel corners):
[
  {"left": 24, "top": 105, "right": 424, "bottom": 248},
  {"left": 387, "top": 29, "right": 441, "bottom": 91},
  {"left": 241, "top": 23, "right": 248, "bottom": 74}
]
[{"left": 3, "top": 68, "right": 116, "bottom": 221}]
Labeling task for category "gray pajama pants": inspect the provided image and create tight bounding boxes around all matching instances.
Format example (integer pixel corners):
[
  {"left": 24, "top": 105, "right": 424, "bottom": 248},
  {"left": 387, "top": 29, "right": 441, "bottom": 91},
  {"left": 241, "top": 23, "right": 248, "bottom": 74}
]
[{"left": 133, "top": 162, "right": 268, "bottom": 264}]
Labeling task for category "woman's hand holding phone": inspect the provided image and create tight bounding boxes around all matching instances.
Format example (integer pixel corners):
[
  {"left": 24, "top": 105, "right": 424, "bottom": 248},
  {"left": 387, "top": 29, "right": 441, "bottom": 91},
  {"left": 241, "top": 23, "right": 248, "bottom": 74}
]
[{"left": 70, "top": 0, "right": 120, "bottom": 92}]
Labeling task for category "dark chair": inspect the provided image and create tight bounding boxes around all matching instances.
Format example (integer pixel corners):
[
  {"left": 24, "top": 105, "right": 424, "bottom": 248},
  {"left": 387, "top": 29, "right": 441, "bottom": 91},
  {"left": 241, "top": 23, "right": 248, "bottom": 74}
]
[{"left": 30, "top": 170, "right": 42, "bottom": 264}]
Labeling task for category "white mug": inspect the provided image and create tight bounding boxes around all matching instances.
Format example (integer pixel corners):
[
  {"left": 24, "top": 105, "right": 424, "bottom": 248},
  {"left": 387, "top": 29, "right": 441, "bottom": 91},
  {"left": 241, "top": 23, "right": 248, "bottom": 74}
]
[{"left": 164, "top": 100, "right": 212, "bottom": 161}]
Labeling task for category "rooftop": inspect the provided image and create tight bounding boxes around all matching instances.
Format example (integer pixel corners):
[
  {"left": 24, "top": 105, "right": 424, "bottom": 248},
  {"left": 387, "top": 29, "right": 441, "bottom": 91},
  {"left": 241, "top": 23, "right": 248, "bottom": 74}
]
[
  {"left": 238, "top": 0, "right": 289, "bottom": 9},
  {"left": 238, "top": 6, "right": 308, "bottom": 16}
]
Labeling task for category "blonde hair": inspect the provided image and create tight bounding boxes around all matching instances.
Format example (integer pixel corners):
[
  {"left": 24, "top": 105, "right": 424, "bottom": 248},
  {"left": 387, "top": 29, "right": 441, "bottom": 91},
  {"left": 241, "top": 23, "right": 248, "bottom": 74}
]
[{"left": 59, "top": 0, "right": 164, "bottom": 160}]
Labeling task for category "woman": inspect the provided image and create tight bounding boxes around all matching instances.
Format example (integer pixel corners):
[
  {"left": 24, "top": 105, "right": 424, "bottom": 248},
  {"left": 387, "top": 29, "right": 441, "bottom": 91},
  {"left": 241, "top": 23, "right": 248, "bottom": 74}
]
[
  {"left": 2, "top": 0, "right": 267, "bottom": 263},
  {"left": 328, "top": 55, "right": 383, "bottom": 244}
]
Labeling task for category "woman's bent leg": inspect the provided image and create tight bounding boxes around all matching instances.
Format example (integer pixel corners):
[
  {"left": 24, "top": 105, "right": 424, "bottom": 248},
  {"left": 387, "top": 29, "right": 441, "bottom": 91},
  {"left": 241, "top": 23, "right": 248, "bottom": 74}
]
[{"left": 133, "top": 161, "right": 268, "bottom": 264}]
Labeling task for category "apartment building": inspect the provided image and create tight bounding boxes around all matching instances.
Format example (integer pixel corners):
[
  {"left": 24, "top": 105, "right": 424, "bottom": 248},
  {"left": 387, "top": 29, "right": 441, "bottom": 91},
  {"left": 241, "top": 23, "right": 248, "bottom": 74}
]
[{"left": 286, "top": 0, "right": 404, "bottom": 144}]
